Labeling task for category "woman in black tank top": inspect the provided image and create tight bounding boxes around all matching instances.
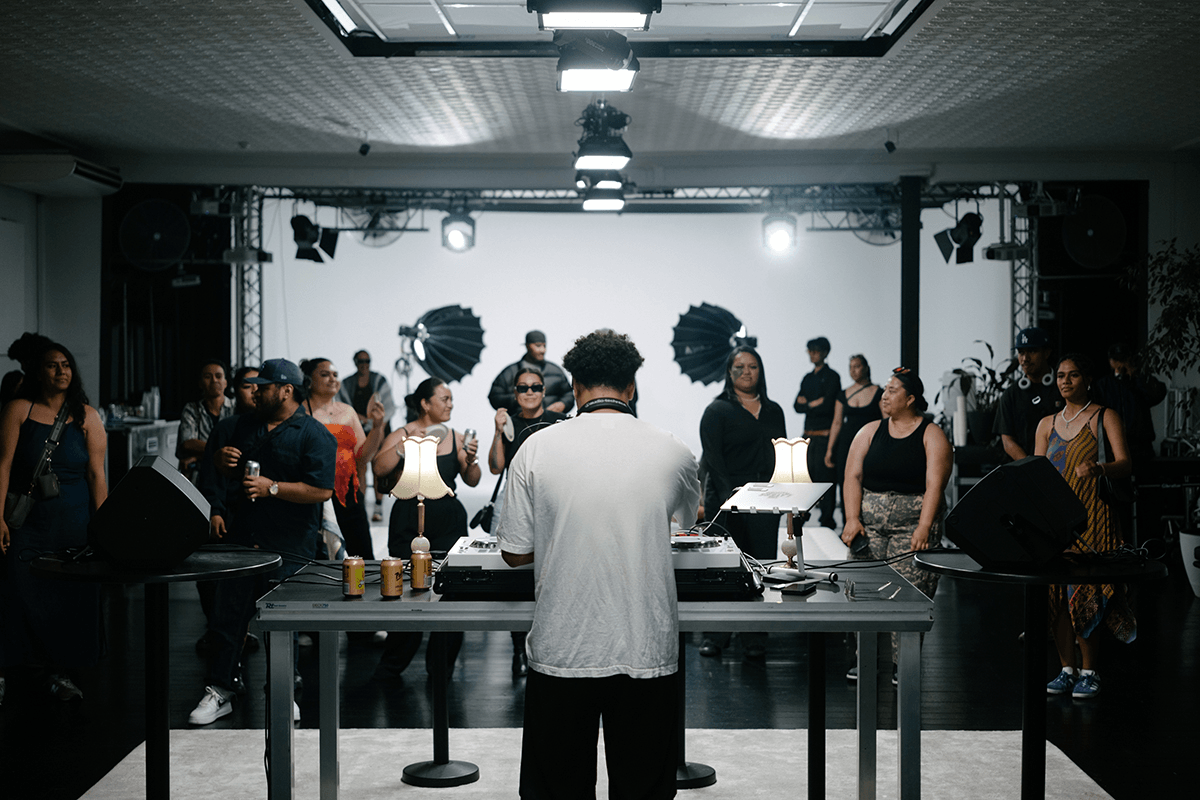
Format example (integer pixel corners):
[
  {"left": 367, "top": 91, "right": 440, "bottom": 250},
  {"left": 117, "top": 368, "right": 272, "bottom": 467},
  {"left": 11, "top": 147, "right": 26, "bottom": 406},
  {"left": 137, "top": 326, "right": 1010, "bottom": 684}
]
[{"left": 840, "top": 368, "right": 952, "bottom": 672}]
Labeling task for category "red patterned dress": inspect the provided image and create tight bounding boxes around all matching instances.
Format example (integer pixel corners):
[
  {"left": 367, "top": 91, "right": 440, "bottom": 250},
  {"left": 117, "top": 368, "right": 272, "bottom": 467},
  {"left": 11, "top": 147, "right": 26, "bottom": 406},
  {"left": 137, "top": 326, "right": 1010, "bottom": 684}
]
[{"left": 1044, "top": 409, "right": 1136, "bottom": 642}]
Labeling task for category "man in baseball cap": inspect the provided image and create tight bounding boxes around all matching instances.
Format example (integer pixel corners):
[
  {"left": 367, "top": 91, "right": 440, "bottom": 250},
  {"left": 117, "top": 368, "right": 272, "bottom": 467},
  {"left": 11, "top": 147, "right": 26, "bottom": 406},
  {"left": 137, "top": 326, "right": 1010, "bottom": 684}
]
[
  {"left": 243, "top": 358, "right": 305, "bottom": 387},
  {"left": 188, "top": 356, "right": 336, "bottom": 726},
  {"left": 994, "top": 327, "right": 1061, "bottom": 461},
  {"left": 488, "top": 331, "right": 574, "bottom": 414}
]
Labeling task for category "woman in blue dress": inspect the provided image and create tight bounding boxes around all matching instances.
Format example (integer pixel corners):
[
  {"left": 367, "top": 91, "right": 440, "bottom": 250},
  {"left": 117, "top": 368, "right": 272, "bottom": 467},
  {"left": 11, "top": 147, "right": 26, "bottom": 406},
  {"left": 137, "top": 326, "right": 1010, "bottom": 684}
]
[{"left": 1, "top": 333, "right": 108, "bottom": 703}]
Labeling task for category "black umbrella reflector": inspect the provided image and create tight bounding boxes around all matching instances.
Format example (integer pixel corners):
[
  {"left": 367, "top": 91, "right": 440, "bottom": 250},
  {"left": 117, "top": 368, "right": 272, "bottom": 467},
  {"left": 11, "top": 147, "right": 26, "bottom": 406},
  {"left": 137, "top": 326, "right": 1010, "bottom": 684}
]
[
  {"left": 671, "top": 302, "right": 756, "bottom": 385},
  {"left": 412, "top": 305, "right": 486, "bottom": 384}
]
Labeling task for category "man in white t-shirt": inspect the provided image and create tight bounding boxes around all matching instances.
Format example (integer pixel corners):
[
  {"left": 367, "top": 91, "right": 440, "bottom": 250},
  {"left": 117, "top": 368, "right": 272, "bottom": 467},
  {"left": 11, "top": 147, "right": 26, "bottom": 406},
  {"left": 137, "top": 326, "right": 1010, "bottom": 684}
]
[{"left": 497, "top": 329, "right": 700, "bottom": 800}]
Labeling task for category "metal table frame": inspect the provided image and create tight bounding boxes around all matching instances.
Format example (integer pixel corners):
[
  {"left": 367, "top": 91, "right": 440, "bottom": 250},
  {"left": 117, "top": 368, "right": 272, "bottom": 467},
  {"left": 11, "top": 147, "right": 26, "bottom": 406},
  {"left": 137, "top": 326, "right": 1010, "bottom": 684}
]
[
  {"left": 915, "top": 551, "right": 1167, "bottom": 800},
  {"left": 33, "top": 548, "right": 282, "bottom": 800},
  {"left": 256, "top": 561, "right": 933, "bottom": 800}
]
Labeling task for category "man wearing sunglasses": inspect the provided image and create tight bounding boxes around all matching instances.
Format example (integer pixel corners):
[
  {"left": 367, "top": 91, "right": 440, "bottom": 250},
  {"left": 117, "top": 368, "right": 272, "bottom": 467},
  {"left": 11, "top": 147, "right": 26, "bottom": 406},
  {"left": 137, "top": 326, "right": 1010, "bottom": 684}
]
[{"left": 488, "top": 330, "right": 574, "bottom": 415}]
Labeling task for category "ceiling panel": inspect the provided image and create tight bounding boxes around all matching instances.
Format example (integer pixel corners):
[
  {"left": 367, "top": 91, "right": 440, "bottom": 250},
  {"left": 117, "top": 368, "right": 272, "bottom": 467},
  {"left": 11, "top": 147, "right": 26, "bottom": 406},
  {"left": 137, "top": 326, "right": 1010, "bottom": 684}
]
[{"left": 0, "top": 0, "right": 1197, "bottom": 188}]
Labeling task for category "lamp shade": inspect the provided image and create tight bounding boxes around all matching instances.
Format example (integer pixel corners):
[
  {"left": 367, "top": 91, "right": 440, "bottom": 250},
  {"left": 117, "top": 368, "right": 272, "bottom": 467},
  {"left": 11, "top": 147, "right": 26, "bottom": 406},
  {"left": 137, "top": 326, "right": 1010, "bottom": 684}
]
[
  {"left": 392, "top": 435, "right": 454, "bottom": 501},
  {"left": 770, "top": 438, "right": 812, "bottom": 483}
]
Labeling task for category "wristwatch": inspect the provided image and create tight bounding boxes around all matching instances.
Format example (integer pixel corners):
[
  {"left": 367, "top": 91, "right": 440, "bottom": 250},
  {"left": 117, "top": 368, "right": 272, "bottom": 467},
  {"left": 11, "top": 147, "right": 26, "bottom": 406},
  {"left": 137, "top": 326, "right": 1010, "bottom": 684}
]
[{"left": 269, "top": 482, "right": 279, "bottom": 497}]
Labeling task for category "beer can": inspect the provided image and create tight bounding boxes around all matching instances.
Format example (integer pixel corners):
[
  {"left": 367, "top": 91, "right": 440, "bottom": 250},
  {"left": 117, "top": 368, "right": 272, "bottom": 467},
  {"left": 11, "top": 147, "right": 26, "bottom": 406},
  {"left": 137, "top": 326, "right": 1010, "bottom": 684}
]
[
  {"left": 409, "top": 550, "right": 432, "bottom": 591},
  {"left": 463, "top": 428, "right": 476, "bottom": 448},
  {"left": 380, "top": 556, "right": 404, "bottom": 599},
  {"left": 245, "top": 460, "right": 261, "bottom": 502},
  {"left": 342, "top": 556, "right": 365, "bottom": 598}
]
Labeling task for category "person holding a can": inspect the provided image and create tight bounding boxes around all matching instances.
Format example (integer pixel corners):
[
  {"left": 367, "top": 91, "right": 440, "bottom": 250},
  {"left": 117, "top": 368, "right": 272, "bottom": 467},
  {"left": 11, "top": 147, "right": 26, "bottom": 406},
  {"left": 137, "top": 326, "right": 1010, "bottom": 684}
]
[
  {"left": 187, "top": 358, "right": 336, "bottom": 726},
  {"left": 371, "top": 377, "right": 480, "bottom": 681}
]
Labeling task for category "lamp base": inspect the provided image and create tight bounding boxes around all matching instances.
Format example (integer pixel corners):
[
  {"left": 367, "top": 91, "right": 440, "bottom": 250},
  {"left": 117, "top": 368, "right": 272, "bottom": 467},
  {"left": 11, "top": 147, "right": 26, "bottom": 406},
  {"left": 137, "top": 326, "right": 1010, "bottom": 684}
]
[
  {"left": 402, "top": 760, "right": 480, "bottom": 787},
  {"left": 676, "top": 761, "right": 717, "bottom": 789}
]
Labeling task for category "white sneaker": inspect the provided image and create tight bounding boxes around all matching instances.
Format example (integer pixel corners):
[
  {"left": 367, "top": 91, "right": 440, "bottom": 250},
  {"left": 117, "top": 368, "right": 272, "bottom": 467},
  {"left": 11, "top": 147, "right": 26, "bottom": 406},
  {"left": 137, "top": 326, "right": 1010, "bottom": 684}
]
[
  {"left": 189, "top": 686, "right": 233, "bottom": 725},
  {"left": 293, "top": 700, "right": 301, "bottom": 722}
]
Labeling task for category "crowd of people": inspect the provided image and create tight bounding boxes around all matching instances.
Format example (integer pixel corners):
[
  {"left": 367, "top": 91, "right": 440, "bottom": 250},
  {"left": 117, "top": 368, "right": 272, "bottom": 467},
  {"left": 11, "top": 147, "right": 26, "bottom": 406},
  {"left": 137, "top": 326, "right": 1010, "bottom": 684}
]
[{"left": 0, "top": 322, "right": 1157, "bottom": 747}]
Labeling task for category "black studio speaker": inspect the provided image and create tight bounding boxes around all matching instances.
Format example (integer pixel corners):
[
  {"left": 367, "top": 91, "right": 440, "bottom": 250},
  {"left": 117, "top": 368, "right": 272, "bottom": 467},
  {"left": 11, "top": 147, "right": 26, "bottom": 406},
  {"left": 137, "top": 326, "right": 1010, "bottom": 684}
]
[
  {"left": 945, "top": 456, "right": 1087, "bottom": 570},
  {"left": 89, "top": 455, "right": 211, "bottom": 569}
]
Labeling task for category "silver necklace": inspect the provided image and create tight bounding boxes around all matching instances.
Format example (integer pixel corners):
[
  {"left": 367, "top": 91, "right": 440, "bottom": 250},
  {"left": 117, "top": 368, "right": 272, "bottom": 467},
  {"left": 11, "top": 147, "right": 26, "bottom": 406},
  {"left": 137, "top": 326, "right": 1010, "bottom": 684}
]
[{"left": 1061, "top": 401, "right": 1092, "bottom": 424}]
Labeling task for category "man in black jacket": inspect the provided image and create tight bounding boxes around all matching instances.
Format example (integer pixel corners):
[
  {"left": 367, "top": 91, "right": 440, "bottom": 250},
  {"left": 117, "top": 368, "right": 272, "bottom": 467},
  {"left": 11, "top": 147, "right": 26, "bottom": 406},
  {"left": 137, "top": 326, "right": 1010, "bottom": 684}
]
[{"left": 488, "top": 330, "right": 574, "bottom": 414}]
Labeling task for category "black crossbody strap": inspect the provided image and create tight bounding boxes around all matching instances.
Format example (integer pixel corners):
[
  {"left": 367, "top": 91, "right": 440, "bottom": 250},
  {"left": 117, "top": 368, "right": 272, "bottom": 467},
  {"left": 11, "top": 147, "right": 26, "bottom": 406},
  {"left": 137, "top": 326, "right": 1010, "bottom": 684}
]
[{"left": 25, "top": 401, "right": 71, "bottom": 492}]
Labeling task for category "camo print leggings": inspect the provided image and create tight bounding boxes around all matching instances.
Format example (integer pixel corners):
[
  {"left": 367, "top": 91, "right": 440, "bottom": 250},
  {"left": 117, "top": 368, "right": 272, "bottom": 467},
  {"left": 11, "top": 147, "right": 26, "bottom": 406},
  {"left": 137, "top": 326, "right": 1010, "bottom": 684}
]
[{"left": 852, "top": 489, "right": 943, "bottom": 661}]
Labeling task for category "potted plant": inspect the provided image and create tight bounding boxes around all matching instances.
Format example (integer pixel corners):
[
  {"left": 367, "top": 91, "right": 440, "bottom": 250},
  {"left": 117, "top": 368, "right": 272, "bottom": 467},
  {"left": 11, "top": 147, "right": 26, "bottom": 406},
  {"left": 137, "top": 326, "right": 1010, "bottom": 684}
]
[
  {"left": 945, "top": 340, "right": 1018, "bottom": 444},
  {"left": 1124, "top": 238, "right": 1200, "bottom": 378}
]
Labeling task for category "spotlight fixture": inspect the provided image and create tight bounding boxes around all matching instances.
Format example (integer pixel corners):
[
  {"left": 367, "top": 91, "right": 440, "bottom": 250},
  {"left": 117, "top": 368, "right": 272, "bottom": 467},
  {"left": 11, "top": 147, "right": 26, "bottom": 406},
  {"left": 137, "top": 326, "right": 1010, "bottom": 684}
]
[
  {"left": 290, "top": 215, "right": 335, "bottom": 262},
  {"left": 884, "top": 127, "right": 897, "bottom": 153},
  {"left": 358, "top": 141, "right": 370, "bottom": 157},
  {"left": 555, "top": 30, "right": 639, "bottom": 92},
  {"left": 573, "top": 100, "right": 632, "bottom": 170},
  {"left": 441, "top": 211, "right": 475, "bottom": 252},
  {"left": 884, "top": 140, "right": 897, "bottom": 154},
  {"left": 582, "top": 187, "right": 625, "bottom": 212},
  {"left": 762, "top": 213, "right": 797, "bottom": 253},
  {"left": 574, "top": 170, "right": 625, "bottom": 191},
  {"left": 528, "top": 0, "right": 660, "bottom": 31},
  {"left": 933, "top": 212, "right": 984, "bottom": 264}
]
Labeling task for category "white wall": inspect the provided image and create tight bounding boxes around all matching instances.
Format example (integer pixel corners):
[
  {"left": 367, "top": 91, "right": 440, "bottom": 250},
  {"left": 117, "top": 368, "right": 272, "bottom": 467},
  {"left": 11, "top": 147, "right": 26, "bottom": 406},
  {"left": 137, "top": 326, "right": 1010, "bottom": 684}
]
[{"left": 260, "top": 201, "right": 1011, "bottom": 513}]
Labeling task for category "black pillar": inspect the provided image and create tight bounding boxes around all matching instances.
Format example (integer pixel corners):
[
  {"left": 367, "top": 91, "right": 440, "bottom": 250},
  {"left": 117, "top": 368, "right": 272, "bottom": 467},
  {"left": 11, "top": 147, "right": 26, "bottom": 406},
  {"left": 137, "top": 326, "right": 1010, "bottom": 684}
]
[{"left": 900, "top": 175, "right": 924, "bottom": 371}]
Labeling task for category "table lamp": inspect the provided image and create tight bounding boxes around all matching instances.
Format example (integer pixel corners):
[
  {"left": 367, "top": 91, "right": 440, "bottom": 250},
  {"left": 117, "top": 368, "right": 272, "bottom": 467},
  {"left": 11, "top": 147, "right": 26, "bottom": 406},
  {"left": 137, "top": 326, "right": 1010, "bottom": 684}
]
[
  {"left": 770, "top": 437, "right": 812, "bottom": 570},
  {"left": 390, "top": 435, "right": 454, "bottom": 542}
]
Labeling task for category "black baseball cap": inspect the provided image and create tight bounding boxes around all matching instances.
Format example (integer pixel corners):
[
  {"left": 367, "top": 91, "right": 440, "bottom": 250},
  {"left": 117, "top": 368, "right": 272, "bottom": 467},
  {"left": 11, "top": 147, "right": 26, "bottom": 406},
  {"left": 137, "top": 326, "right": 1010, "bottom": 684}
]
[
  {"left": 525, "top": 330, "right": 546, "bottom": 345},
  {"left": 244, "top": 358, "right": 304, "bottom": 386},
  {"left": 1014, "top": 327, "right": 1051, "bottom": 350}
]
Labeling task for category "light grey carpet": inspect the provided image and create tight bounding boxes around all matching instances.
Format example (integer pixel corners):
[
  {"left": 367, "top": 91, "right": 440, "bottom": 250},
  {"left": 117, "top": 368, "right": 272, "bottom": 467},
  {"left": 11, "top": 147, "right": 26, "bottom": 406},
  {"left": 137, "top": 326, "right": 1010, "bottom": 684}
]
[{"left": 82, "top": 728, "right": 1110, "bottom": 799}]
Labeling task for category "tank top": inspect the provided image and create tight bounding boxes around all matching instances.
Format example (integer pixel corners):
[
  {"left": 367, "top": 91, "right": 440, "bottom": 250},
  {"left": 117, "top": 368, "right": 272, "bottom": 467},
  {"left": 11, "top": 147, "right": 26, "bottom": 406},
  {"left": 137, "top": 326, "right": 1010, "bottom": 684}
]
[{"left": 861, "top": 417, "right": 930, "bottom": 495}]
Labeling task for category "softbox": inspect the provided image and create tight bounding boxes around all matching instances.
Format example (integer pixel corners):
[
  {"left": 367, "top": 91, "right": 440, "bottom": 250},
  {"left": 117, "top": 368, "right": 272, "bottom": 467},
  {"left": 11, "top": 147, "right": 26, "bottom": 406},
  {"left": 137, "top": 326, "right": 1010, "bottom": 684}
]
[
  {"left": 89, "top": 455, "right": 211, "bottom": 569},
  {"left": 945, "top": 456, "right": 1087, "bottom": 570}
]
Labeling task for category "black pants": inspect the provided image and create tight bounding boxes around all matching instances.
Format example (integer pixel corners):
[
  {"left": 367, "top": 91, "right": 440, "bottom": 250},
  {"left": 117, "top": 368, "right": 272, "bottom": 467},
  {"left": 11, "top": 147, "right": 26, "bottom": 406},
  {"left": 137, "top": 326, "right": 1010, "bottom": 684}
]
[
  {"left": 806, "top": 434, "right": 836, "bottom": 527},
  {"left": 520, "top": 669, "right": 679, "bottom": 800},
  {"left": 332, "top": 488, "right": 373, "bottom": 560}
]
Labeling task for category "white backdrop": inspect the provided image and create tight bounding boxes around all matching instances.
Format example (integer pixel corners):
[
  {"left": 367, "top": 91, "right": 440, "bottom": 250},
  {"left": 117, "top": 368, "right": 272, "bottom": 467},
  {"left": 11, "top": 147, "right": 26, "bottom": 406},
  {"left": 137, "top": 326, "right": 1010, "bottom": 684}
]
[{"left": 259, "top": 202, "right": 1010, "bottom": 513}]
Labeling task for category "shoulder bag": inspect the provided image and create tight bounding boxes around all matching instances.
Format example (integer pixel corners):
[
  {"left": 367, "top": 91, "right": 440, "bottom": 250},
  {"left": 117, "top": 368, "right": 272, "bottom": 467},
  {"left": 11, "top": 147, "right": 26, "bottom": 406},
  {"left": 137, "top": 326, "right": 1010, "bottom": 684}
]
[
  {"left": 4, "top": 402, "right": 71, "bottom": 530},
  {"left": 470, "top": 469, "right": 504, "bottom": 533}
]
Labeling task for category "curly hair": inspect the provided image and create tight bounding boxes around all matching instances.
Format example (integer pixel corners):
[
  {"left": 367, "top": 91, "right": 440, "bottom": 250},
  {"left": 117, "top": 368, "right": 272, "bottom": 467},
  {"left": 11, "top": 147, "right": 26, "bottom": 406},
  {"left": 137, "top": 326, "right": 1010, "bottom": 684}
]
[
  {"left": 562, "top": 330, "right": 643, "bottom": 391},
  {"left": 7, "top": 332, "right": 89, "bottom": 427}
]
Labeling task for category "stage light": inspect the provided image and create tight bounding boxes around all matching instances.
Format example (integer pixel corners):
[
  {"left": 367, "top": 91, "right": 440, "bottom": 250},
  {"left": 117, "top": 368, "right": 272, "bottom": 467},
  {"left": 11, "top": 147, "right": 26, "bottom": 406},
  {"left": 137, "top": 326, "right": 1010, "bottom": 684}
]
[
  {"left": 582, "top": 187, "right": 625, "bottom": 212},
  {"left": 529, "top": 0, "right": 660, "bottom": 31},
  {"left": 934, "top": 212, "right": 984, "bottom": 263},
  {"left": 574, "top": 170, "right": 624, "bottom": 191},
  {"left": 291, "top": 215, "right": 323, "bottom": 262},
  {"left": 441, "top": 212, "right": 475, "bottom": 252},
  {"left": 555, "top": 31, "right": 639, "bottom": 92},
  {"left": 885, "top": 140, "right": 897, "bottom": 153},
  {"left": 574, "top": 137, "right": 632, "bottom": 170},
  {"left": 762, "top": 213, "right": 797, "bottom": 253}
]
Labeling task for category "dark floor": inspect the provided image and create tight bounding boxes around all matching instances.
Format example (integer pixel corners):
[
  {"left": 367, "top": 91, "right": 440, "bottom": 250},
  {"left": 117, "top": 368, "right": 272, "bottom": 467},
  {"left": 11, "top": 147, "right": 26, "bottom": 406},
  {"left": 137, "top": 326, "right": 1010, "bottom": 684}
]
[{"left": 2, "top": 549, "right": 1197, "bottom": 800}]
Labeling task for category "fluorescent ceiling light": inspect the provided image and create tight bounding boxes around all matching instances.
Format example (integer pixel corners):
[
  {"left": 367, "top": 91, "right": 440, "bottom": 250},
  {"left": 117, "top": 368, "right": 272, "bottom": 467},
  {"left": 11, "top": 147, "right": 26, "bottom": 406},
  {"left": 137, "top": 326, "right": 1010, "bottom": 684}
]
[
  {"left": 788, "top": 0, "right": 817, "bottom": 38},
  {"left": 319, "top": 0, "right": 358, "bottom": 34},
  {"left": 558, "top": 65, "right": 638, "bottom": 92},
  {"left": 540, "top": 12, "right": 651, "bottom": 30},
  {"left": 582, "top": 187, "right": 625, "bottom": 212}
]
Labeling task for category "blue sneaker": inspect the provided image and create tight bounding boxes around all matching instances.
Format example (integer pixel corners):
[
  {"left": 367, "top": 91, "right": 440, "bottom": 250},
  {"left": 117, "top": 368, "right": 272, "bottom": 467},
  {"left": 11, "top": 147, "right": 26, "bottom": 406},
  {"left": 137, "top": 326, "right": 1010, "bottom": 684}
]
[
  {"left": 1046, "top": 668, "right": 1076, "bottom": 695},
  {"left": 1072, "top": 672, "right": 1101, "bottom": 699}
]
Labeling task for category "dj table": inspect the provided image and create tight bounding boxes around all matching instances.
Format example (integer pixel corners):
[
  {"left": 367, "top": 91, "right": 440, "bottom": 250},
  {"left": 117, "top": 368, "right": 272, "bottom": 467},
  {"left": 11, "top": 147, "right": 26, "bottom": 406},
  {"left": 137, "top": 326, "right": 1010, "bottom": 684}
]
[{"left": 256, "top": 555, "right": 932, "bottom": 800}]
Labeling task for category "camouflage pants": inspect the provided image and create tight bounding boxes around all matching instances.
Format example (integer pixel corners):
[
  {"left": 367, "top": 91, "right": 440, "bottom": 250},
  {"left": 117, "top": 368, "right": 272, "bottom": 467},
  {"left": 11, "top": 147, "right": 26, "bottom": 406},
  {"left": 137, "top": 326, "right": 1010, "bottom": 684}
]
[{"left": 852, "top": 489, "right": 943, "bottom": 661}]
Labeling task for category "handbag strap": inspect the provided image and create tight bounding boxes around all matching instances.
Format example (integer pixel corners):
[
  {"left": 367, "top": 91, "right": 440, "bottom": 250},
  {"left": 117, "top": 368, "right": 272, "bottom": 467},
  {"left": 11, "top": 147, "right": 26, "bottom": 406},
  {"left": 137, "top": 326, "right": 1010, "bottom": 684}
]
[
  {"left": 488, "top": 467, "right": 506, "bottom": 503},
  {"left": 1095, "top": 407, "right": 1110, "bottom": 464},
  {"left": 24, "top": 401, "right": 71, "bottom": 492}
]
